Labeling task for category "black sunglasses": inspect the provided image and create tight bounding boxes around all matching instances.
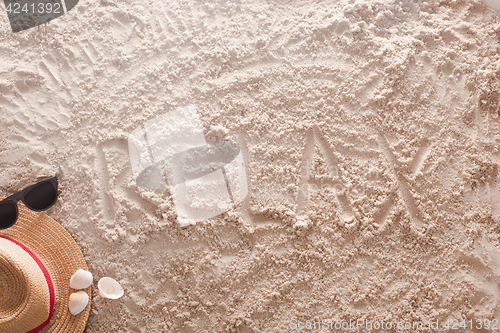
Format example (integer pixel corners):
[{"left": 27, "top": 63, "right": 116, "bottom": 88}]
[{"left": 0, "top": 177, "right": 58, "bottom": 230}]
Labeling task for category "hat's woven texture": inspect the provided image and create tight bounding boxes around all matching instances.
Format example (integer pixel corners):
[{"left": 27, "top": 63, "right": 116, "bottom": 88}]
[
  {"left": 0, "top": 237, "right": 51, "bottom": 333},
  {"left": 0, "top": 202, "right": 91, "bottom": 333}
]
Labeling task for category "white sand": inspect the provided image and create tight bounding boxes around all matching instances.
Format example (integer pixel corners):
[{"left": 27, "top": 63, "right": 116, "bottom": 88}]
[{"left": 2, "top": 0, "right": 500, "bottom": 331}]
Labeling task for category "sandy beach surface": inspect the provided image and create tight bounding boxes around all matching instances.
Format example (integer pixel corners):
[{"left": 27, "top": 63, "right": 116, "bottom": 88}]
[{"left": 2, "top": 0, "right": 500, "bottom": 331}]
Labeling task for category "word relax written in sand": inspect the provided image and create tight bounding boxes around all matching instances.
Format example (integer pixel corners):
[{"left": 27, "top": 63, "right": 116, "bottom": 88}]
[{"left": 96, "top": 122, "right": 429, "bottom": 231}]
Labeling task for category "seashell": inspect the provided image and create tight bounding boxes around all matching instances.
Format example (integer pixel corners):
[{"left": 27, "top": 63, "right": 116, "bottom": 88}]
[
  {"left": 70, "top": 269, "right": 93, "bottom": 289},
  {"left": 485, "top": 0, "right": 500, "bottom": 11},
  {"left": 68, "top": 291, "right": 89, "bottom": 315},
  {"left": 98, "top": 277, "right": 124, "bottom": 299}
]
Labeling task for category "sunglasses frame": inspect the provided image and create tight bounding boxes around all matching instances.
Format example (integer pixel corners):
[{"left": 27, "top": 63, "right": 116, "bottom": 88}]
[{"left": 0, "top": 177, "right": 59, "bottom": 230}]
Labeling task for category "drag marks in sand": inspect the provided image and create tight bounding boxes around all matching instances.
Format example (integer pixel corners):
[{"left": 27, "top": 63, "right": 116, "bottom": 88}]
[
  {"left": 453, "top": 238, "right": 500, "bottom": 320},
  {"left": 463, "top": 80, "right": 500, "bottom": 220}
]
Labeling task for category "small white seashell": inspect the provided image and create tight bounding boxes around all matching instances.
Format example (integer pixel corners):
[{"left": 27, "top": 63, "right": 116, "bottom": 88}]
[
  {"left": 70, "top": 269, "right": 93, "bottom": 289},
  {"left": 485, "top": 0, "right": 500, "bottom": 11},
  {"left": 98, "top": 277, "right": 124, "bottom": 299},
  {"left": 68, "top": 291, "right": 89, "bottom": 315}
]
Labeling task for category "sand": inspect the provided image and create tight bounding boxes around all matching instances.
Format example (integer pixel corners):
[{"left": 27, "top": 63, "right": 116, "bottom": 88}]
[{"left": 2, "top": 0, "right": 500, "bottom": 331}]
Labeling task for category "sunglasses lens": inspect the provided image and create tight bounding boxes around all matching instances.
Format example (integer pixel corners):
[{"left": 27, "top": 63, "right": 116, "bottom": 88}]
[
  {"left": 0, "top": 202, "right": 17, "bottom": 229},
  {"left": 24, "top": 181, "right": 57, "bottom": 211}
]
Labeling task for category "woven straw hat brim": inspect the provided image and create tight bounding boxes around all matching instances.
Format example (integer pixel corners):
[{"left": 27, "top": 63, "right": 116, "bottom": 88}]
[{"left": 0, "top": 201, "right": 91, "bottom": 333}]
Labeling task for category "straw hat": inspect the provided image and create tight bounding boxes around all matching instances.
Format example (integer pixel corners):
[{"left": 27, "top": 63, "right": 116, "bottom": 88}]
[{"left": 0, "top": 201, "right": 91, "bottom": 332}]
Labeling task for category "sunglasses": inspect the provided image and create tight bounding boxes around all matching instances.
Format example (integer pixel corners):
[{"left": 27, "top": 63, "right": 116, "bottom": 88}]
[{"left": 0, "top": 177, "right": 58, "bottom": 230}]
